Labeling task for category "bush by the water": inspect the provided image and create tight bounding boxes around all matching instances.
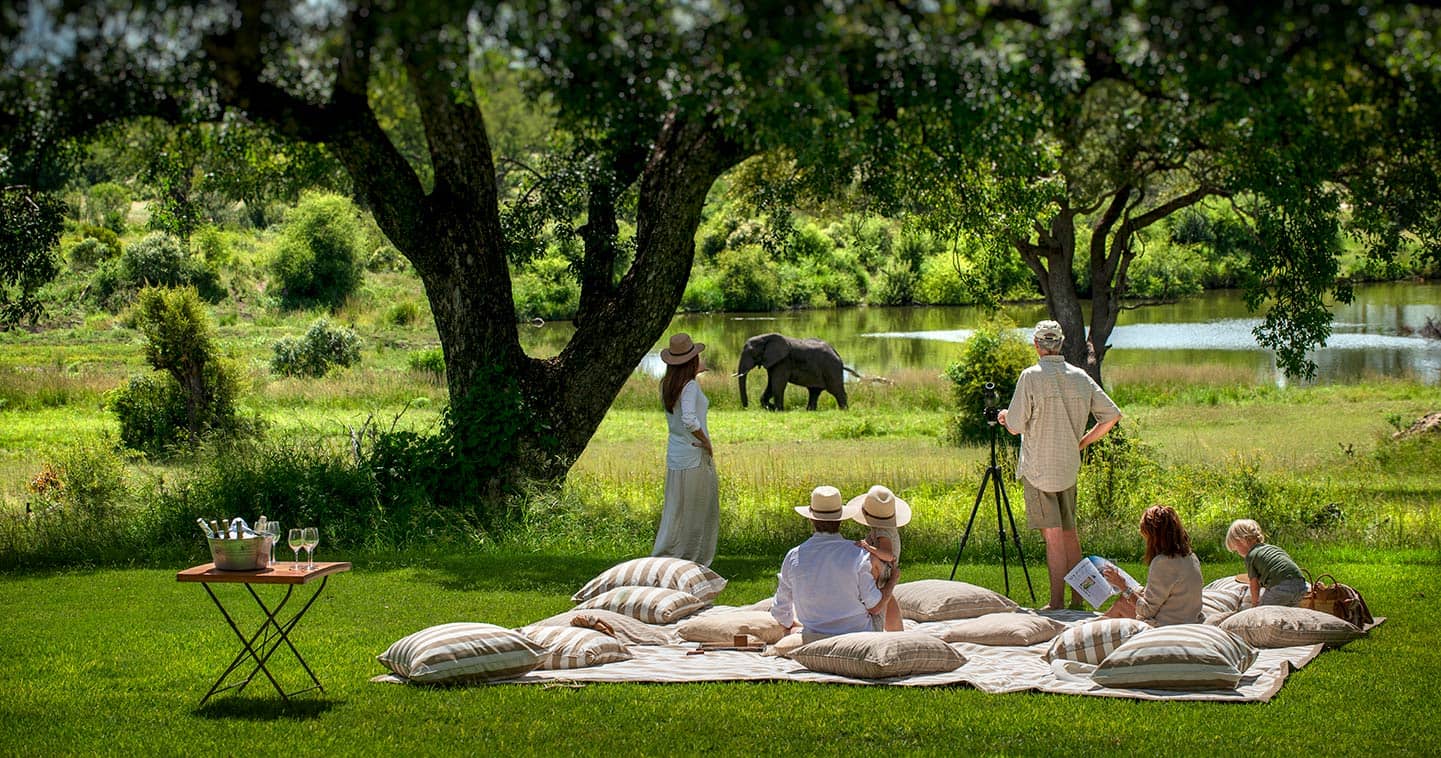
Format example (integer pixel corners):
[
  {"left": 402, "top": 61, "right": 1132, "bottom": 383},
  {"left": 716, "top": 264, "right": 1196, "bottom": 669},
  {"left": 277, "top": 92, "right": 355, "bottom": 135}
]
[
  {"left": 107, "top": 287, "right": 249, "bottom": 455},
  {"left": 945, "top": 322, "right": 1036, "bottom": 443},
  {"left": 511, "top": 254, "right": 580, "bottom": 321},
  {"left": 270, "top": 318, "right": 363, "bottom": 378},
  {"left": 270, "top": 192, "right": 364, "bottom": 310}
]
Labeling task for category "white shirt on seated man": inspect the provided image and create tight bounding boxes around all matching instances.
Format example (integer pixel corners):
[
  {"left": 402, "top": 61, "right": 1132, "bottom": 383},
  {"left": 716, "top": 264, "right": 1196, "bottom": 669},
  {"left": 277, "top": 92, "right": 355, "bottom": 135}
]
[{"left": 770, "top": 485, "right": 893, "bottom": 641}]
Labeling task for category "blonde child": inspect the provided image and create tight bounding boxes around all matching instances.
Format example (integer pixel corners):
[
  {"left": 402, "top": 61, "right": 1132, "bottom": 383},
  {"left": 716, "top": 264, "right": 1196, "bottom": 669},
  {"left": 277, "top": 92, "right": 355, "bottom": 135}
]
[
  {"left": 1225, "top": 519, "right": 1306, "bottom": 607},
  {"left": 849, "top": 485, "right": 911, "bottom": 632}
]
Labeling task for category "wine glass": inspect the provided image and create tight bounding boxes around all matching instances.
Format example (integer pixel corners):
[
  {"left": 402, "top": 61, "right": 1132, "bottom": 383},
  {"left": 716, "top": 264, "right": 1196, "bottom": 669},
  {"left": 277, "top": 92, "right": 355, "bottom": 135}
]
[
  {"left": 262, "top": 521, "right": 280, "bottom": 567},
  {"left": 288, "top": 528, "right": 305, "bottom": 570},
  {"left": 303, "top": 527, "right": 319, "bottom": 570}
]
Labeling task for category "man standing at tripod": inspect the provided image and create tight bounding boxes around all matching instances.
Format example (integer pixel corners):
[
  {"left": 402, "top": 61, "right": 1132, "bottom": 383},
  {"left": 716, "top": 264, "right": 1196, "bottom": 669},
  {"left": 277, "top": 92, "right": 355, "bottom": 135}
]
[{"left": 998, "top": 320, "right": 1122, "bottom": 610}]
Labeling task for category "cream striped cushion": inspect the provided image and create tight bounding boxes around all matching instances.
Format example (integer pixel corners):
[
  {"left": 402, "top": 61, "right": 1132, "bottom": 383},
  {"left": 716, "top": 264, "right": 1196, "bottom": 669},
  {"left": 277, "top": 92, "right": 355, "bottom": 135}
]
[
  {"left": 935, "top": 612, "right": 1067, "bottom": 646},
  {"left": 575, "top": 586, "right": 708, "bottom": 624},
  {"left": 1219, "top": 606, "right": 1365, "bottom": 648},
  {"left": 1044, "top": 618, "right": 1152, "bottom": 664},
  {"left": 518, "top": 626, "right": 633, "bottom": 670},
  {"left": 377, "top": 623, "right": 546, "bottom": 684},
  {"left": 524, "top": 608, "right": 673, "bottom": 646},
  {"left": 893, "top": 580, "right": 1019, "bottom": 622},
  {"left": 677, "top": 610, "right": 788, "bottom": 644},
  {"left": 791, "top": 632, "right": 966, "bottom": 679},
  {"left": 1092, "top": 624, "right": 1258, "bottom": 690},
  {"left": 572, "top": 557, "right": 727, "bottom": 603},
  {"left": 1202, "top": 589, "right": 1240, "bottom": 618}
]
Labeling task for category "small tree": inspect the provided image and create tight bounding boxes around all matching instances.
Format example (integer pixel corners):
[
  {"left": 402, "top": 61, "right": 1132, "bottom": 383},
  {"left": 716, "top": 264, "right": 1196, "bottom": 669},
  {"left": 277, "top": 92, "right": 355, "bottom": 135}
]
[
  {"left": 270, "top": 192, "right": 364, "bottom": 310},
  {"left": 944, "top": 322, "right": 1036, "bottom": 444},
  {"left": 0, "top": 186, "right": 63, "bottom": 327}
]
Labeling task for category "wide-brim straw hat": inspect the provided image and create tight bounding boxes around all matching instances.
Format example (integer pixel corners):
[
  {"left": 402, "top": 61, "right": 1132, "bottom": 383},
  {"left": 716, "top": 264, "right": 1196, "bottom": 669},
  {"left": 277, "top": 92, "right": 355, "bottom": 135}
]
[
  {"left": 794, "top": 485, "right": 859, "bottom": 521},
  {"left": 660, "top": 332, "right": 706, "bottom": 365},
  {"left": 848, "top": 484, "right": 912, "bottom": 528}
]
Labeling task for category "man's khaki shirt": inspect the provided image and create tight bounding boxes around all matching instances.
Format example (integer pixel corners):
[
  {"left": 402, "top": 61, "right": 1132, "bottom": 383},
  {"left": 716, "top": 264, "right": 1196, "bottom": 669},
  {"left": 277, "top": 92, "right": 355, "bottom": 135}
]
[{"left": 1003, "top": 355, "right": 1121, "bottom": 492}]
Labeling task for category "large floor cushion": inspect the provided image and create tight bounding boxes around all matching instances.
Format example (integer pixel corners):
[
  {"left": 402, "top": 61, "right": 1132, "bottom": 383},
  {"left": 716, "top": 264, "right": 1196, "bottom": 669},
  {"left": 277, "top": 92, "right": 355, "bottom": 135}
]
[
  {"left": 1219, "top": 606, "right": 1366, "bottom": 648},
  {"left": 1092, "top": 624, "right": 1258, "bottom": 691},
  {"left": 572, "top": 557, "right": 727, "bottom": 603},
  {"left": 524, "top": 609, "right": 674, "bottom": 646},
  {"left": 677, "top": 610, "right": 788, "bottom": 645},
  {"left": 378, "top": 623, "right": 547, "bottom": 684},
  {"left": 893, "top": 580, "right": 1020, "bottom": 621},
  {"left": 791, "top": 632, "right": 966, "bottom": 679},
  {"left": 1044, "top": 618, "right": 1153, "bottom": 664},
  {"left": 575, "top": 586, "right": 708, "bottom": 624},
  {"left": 518, "top": 626, "right": 633, "bottom": 670},
  {"left": 935, "top": 612, "right": 1067, "bottom": 646}
]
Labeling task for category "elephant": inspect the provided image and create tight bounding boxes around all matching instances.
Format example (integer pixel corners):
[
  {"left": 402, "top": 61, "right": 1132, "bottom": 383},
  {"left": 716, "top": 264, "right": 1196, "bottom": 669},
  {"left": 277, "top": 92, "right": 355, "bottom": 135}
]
[{"left": 735, "top": 333, "right": 859, "bottom": 411}]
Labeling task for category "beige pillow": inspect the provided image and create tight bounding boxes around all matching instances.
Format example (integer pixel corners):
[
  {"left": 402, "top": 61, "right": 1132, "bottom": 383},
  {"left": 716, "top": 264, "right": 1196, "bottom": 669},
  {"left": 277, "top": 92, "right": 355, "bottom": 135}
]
[
  {"left": 740, "top": 596, "right": 775, "bottom": 613},
  {"left": 893, "top": 580, "right": 1019, "bottom": 622},
  {"left": 935, "top": 612, "right": 1067, "bottom": 646},
  {"left": 1219, "top": 606, "right": 1365, "bottom": 648},
  {"left": 677, "top": 611, "right": 788, "bottom": 645},
  {"left": 765, "top": 632, "right": 805, "bottom": 658},
  {"left": 572, "top": 557, "right": 727, "bottom": 603},
  {"left": 518, "top": 626, "right": 632, "bottom": 670},
  {"left": 1092, "top": 624, "right": 1258, "bottom": 691},
  {"left": 1201, "top": 588, "right": 1241, "bottom": 617},
  {"left": 377, "top": 623, "right": 546, "bottom": 684},
  {"left": 1044, "top": 618, "right": 1153, "bottom": 665},
  {"left": 524, "top": 608, "right": 674, "bottom": 646},
  {"left": 791, "top": 632, "right": 966, "bottom": 679},
  {"left": 575, "top": 586, "right": 707, "bottom": 624}
]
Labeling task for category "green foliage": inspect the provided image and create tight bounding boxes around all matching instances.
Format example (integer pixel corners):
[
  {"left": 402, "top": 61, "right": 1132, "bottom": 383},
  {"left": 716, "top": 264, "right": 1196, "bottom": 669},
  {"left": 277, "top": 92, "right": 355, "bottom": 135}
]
[
  {"left": 269, "top": 192, "right": 364, "bottom": 310},
  {"left": 915, "top": 254, "right": 969, "bottom": 305},
  {"left": 78, "top": 224, "right": 122, "bottom": 252},
  {"left": 110, "top": 286, "right": 248, "bottom": 454},
  {"left": 366, "top": 244, "right": 408, "bottom": 273},
  {"left": 2, "top": 436, "right": 136, "bottom": 565},
  {"left": 0, "top": 186, "right": 64, "bottom": 326},
  {"left": 680, "top": 272, "right": 725, "bottom": 312},
  {"left": 944, "top": 323, "right": 1036, "bottom": 444},
  {"left": 407, "top": 348, "right": 446, "bottom": 383},
  {"left": 510, "top": 254, "right": 580, "bottom": 321},
  {"left": 873, "top": 259, "right": 919, "bottom": 306},
  {"left": 65, "top": 237, "right": 117, "bottom": 270},
  {"left": 83, "top": 182, "right": 130, "bottom": 232},
  {"left": 1125, "top": 241, "right": 1205, "bottom": 300},
  {"left": 270, "top": 318, "right": 362, "bottom": 378},
  {"left": 191, "top": 226, "right": 230, "bottom": 266},
  {"left": 384, "top": 300, "right": 420, "bottom": 326},
  {"left": 90, "top": 232, "right": 222, "bottom": 308},
  {"left": 717, "top": 245, "right": 779, "bottom": 311}
]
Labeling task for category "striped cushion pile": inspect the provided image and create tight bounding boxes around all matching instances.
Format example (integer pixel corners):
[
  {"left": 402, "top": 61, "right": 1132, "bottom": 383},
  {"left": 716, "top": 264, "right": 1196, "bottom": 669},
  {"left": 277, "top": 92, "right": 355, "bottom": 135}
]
[
  {"left": 1219, "top": 606, "right": 1365, "bottom": 648},
  {"left": 893, "top": 580, "right": 1020, "bottom": 622},
  {"left": 575, "top": 586, "right": 708, "bottom": 624},
  {"left": 571, "top": 557, "right": 727, "bottom": 603},
  {"left": 791, "top": 632, "right": 966, "bottom": 679},
  {"left": 518, "top": 626, "right": 633, "bottom": 670},
  {"left": 1092, "top": 624, "right": 1258, "bottom": 691},
  {"left": 1044, "top": 618, "right": 1152, "bottom": 664},
  {"left": 377, "top": 623, "right": 547, "bottom": 684}
]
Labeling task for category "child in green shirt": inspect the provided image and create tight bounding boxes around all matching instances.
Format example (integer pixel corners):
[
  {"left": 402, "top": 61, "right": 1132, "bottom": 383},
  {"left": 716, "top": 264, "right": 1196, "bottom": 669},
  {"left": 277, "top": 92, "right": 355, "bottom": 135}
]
[{"left": 1225, "top": 519, "right": 1307, "bottom": 607}]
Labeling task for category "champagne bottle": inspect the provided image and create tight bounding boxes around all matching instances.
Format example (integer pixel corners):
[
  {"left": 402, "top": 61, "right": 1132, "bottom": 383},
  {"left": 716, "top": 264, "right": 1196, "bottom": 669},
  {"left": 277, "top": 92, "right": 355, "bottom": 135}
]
[{"left": 196, "top": 518, "right": 214, "bottom": 538}]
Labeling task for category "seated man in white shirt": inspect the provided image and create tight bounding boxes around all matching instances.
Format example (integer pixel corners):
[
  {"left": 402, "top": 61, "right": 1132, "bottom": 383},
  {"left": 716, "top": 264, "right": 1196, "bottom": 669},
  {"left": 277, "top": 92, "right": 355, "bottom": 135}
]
[{"left": 771, "top": 485, "right": 896, "bottom": 641}]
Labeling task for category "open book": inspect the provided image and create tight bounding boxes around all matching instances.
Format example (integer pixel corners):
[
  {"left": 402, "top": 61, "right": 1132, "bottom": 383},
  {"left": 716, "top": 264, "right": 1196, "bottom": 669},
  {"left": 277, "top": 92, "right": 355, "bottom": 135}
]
[{"left": 1064, "top": 556, "right": 1141, "bottom": 609}]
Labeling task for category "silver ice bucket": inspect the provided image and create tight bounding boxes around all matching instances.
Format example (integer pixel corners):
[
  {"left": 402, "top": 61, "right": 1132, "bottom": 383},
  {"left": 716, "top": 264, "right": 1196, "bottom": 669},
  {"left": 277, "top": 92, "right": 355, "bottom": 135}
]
[{"left": 208, "top": 536, "right": 270, "bottom": 571}]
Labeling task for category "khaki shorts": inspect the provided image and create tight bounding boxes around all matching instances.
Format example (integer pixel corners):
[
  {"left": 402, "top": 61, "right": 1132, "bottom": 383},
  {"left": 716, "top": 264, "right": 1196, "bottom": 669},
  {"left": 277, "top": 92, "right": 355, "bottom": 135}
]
[{"left": 1021, "top": 480, "right": 1077, "bottom": 531}]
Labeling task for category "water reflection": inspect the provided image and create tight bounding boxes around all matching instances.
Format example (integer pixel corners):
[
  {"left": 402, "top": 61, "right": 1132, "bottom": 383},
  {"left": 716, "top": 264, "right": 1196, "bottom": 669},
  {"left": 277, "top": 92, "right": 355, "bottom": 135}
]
[{"left": 519, "top": 282, "right": 1441, "bottom": 385}]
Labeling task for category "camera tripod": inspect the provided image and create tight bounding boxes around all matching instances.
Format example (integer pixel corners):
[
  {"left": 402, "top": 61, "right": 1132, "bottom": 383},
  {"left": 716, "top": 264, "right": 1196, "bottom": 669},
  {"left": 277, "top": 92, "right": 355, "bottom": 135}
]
[{"left": 949, "top": 414, "right": 1036, "bottom": 602}]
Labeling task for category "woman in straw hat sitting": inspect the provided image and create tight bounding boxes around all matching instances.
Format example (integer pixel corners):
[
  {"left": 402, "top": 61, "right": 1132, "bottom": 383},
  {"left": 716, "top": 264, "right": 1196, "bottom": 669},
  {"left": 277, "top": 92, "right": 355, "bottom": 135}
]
[
  {"left": 652, "top": 333, "right": 720, "bottom": 566},
  {"left": 849, "top": 485, "right": 911, "bottom": 631}
]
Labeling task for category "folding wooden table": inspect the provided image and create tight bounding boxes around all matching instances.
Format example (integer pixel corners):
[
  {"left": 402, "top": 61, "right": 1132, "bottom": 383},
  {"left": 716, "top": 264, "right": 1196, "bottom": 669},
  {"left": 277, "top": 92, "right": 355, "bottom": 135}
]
[{"left": 177, "top": 561, "right": 350, "bottom": 706}]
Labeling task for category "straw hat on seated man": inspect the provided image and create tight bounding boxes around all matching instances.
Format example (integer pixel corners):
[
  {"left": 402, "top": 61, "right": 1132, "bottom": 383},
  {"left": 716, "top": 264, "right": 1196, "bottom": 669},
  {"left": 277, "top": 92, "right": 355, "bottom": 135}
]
[{"left": 770, "top": 486, "right": 893, "bottom": 642}]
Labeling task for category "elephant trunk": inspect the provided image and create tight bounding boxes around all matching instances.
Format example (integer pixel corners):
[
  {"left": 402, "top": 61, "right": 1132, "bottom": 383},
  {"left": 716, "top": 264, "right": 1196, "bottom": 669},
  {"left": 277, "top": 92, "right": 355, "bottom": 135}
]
[
  {"left": 736, "top": 354, "right": 756, "bottom": 408},
  {"left": 738, "top": 372, "right": 749, "bottom": 408}
]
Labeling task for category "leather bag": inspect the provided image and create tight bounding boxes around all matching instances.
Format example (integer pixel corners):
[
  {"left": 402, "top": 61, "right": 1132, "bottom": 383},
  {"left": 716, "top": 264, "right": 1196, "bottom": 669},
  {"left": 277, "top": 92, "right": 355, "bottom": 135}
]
[{"left": 1301, "top": 571, "right": 1374, "bottom": 628}]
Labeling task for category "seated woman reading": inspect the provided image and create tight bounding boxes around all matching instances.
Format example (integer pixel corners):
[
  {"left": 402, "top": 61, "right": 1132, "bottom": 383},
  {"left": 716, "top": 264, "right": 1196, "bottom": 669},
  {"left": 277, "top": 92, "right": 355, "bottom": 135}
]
[{"left": 1101, "top": 505, "right": 1204, "bottom": 626}]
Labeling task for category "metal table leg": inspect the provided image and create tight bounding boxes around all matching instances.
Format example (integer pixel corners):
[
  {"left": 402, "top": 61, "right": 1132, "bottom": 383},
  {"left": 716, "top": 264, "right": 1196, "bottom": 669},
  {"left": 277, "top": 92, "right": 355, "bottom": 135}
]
[{"left": 197, "top": 576, "right": 330, "bottom": 706}]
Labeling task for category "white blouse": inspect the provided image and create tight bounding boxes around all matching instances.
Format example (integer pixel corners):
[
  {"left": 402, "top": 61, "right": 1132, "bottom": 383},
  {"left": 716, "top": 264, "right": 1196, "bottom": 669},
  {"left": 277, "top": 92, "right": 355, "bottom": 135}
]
[{"left": 665, "top": 379, "right": 709, "bottom": 470}]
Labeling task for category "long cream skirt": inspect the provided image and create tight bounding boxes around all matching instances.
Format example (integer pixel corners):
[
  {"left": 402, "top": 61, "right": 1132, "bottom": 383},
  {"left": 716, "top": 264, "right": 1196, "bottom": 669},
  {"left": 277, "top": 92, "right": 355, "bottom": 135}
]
[{"left": 652, "top": 456, "right": 719, "bottom": 567}]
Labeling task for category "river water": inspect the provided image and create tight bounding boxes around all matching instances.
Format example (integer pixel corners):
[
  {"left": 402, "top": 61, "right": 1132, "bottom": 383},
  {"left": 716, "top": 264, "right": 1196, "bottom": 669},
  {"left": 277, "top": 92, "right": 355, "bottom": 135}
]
[{"left": 522, "top": 282, "right": 1441, "bottom": 386}]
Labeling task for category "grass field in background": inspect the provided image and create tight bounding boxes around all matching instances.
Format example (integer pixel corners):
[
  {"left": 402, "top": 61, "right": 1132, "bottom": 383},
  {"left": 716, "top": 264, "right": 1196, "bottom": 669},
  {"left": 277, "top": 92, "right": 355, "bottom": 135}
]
[{"left": 1, "top": 553, "right": 1436, "bottom": 757}]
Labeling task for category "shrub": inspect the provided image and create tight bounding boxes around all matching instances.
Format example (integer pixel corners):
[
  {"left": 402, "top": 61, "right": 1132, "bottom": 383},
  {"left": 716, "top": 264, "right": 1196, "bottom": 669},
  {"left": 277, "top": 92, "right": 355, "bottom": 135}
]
[
  {"left": 916, "top": 254, "right": 970, "bottom": 305},
  {"left": 91, "top": 232, "right": 222, "bottom": 308},
  {"left": 680, "top": 272, "right": 725, "bottom": 312},
  {"left": 109, "top": 286, "right": 249, "bottom": 455},
  {"left": 385, "top": 300, "right": 421, "bottom": 327},
  {"left": 717, "top": 245, "right": 779, "bottom": 311},
  {"left": 873, "top": 259, "right": 919, "bottom": 306},
  {"left": 270, "top": 318, "right": 363, "bottom": 378},
  {"left": 270, "top": 192, "right": 365, "bottom": 309},
  {"left": 944, "top": 321, "right": 1036, "bottom": 444},
  {"left": 511, "top": 254, "right": 580, "bottom": 321},
  {"left": 78, "top": 225, "right": 122, "bottom": 252},
  {"left": 85, "top": 182, "right": 130, "bottom": 233},
  {"left": 66, "top": 238, "right": 117, "bottom": 270},
  {"left": 1125, "top": 242, "right": 1205, "bottom": 300},
  {"left": 192, "top": 226, "right": 231, "bottom": 266},
  {"left": 407, "top": 348, "right": 446, "bottom": 383},
  {"left": 2, "top": 437, "right": 136, "bottom": 568},
  {"left": 367, "top": 244, "right": 409, "bottom": 273}
]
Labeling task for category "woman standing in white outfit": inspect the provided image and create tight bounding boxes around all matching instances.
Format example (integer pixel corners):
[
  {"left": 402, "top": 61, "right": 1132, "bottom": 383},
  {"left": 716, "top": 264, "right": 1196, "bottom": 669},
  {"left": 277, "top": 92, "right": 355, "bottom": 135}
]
[{"left": 653, "top": 333, "right": 719, "bottom": 566}]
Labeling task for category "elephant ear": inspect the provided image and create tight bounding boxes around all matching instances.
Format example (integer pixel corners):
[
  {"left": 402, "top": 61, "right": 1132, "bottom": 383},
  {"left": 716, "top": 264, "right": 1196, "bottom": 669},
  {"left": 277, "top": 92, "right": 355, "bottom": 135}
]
[{"left": 762, "top": 335, "right": 789, "bottom": 368}]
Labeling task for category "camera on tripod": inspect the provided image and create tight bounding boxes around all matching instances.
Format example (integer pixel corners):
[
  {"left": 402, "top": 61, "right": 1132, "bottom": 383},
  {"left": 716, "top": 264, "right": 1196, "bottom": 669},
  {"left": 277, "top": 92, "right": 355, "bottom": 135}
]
[{"left": 982, "top": 381, "right": 1001, "bottom": 425}]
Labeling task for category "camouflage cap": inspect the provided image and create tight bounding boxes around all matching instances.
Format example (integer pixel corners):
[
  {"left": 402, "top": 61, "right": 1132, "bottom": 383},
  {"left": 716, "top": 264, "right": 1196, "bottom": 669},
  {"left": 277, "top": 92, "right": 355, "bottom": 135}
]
[{"left": 1033, "top": 320, "right": 1064, "bottom": 347}]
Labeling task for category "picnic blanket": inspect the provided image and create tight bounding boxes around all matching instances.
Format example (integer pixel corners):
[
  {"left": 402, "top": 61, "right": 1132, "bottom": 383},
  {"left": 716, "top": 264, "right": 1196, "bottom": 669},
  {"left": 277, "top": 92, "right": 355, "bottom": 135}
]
[{"left": 373, "top": 609, "right": 1379, "bottom": 702}]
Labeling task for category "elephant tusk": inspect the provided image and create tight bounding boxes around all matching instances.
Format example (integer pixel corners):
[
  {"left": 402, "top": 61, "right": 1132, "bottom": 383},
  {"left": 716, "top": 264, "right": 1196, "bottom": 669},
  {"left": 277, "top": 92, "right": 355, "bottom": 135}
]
[{"left": 732, "top": 371, "right": 746, "bottom": 378}]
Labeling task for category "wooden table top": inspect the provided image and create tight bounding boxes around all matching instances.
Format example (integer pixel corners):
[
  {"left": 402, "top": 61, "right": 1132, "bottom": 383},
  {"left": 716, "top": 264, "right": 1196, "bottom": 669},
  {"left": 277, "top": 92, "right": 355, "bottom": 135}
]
[{"left": 177, "top": 561, "right": 352, "bottom": 585}]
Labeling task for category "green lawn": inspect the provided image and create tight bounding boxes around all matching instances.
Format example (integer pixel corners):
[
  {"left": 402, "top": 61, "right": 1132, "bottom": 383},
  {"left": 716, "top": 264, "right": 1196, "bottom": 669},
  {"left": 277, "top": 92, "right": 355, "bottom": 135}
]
[{"left": 1, "top": 552, "right": 1434, "bottom": 756}]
